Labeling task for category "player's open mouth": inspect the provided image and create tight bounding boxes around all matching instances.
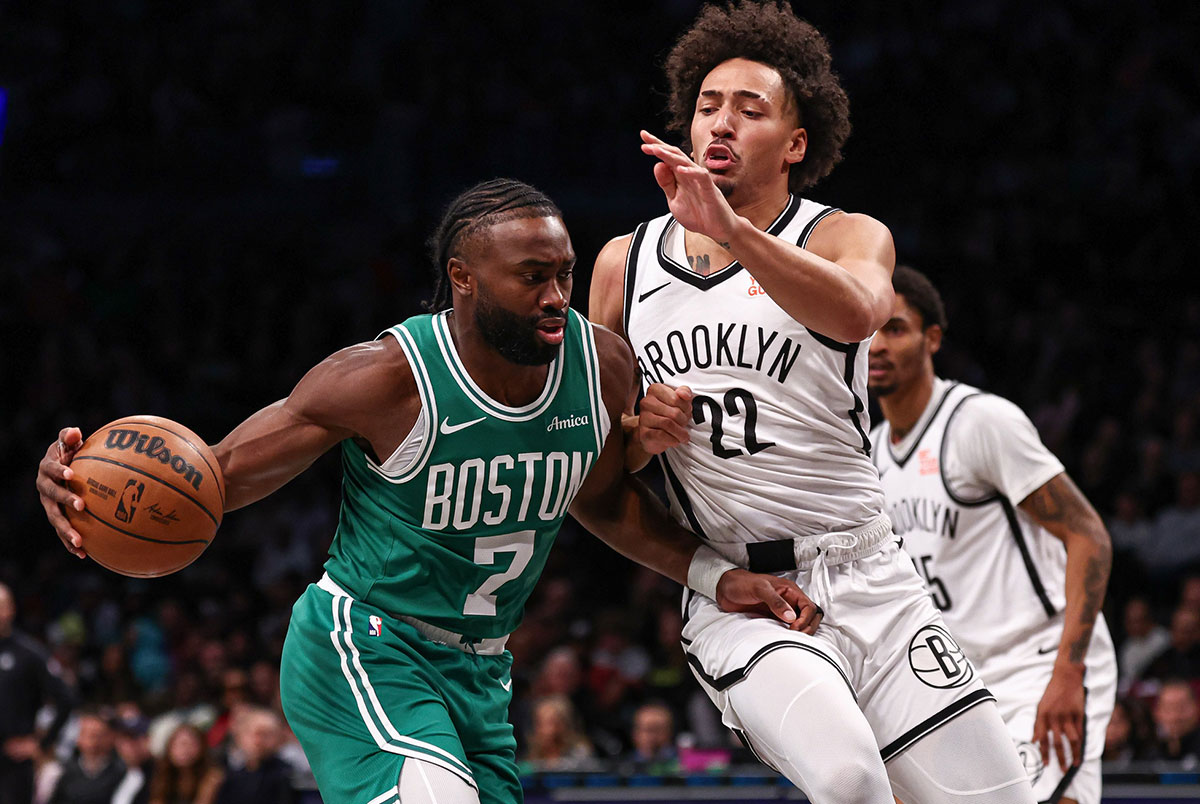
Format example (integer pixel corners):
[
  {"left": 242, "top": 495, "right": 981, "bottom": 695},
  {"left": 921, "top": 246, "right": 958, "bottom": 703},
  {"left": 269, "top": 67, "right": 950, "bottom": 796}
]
[
  {"left": 868, "top": 361, "right": 892, "bottom": 379},
  {"left": 703, "top": 143, "right": 735, "bottom": 172},
  {"left": 536, "top": 319, "right": 566, "bottom": 345}
]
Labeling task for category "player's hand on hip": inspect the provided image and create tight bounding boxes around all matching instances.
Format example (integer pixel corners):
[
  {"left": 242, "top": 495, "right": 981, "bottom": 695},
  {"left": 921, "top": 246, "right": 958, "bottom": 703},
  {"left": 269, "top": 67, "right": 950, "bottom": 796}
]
[
  {"left": 715, "top": 570, "right": 824, "bottom": 635},
  {"left": 36, "top": 427, "right": 88, "bottom": 559},
  {"left": 637, "top": 383, "right": 694, "bottom": 454},
  {"left": 1033, "top": 663, "right": 1085, "bottom": 771},
  {"left": 641, "top": 130, "right": 740, "bottom": 243}
]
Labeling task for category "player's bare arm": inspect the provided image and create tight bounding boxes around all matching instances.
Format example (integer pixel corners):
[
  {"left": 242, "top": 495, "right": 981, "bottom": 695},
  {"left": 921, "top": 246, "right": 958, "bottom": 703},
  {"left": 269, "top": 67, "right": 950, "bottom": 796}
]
[
  {"left": 36, "top": 339, "right": 421, "bottom": 556},
  {"left": 569, "top": 326, "right": 821, "bottom": 633},
  {"left": 1018, "top": 472, "right": 1112, "bottom": 771},
  {"left": 589, "top": 236, "right": 694, "bottom": 473},
  {"left": 641, "top": 130, "right": 895, "bottom": 343}
]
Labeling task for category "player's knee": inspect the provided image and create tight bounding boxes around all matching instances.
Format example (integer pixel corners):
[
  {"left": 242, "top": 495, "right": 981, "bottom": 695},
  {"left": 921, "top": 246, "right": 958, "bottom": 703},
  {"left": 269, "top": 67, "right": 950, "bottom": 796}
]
[
  {"left": 397, "top": 759, "right": 480, "bottom": 804},
  {"left": 801, "top": 755, "right": 885, "bottom": 804}
]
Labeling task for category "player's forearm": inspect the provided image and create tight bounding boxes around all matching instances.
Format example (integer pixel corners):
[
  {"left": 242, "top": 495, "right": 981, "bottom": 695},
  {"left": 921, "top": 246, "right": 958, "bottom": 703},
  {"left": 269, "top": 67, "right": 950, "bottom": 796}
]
[
  {"left": 621, "top": 413, "right": 655, "bottom": 473},
  {"left": 725, "top": 216, "right": 892, "bottom": 342},
  {"left": 214, "top": 401, "right": 344, "bottom": 512},
  {"left": 571, "top": 474, "right": 697, "bottom": 586},
  {"left": 1020, "top": 474, "right": 1112, "bottom": 670}
]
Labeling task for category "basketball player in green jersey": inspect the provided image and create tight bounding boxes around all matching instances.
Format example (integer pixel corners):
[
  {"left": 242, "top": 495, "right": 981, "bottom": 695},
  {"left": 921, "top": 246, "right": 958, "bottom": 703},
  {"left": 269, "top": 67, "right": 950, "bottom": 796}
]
[{"left": 36, "top": 179, "right": 821, "bottom": 804}]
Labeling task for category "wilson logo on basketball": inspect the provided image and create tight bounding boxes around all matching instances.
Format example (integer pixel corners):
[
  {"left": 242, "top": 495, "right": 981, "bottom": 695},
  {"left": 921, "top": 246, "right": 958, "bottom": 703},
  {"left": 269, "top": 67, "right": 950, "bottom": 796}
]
[{"left": 104, "top": 429, "right": 206, "bottom": 490}]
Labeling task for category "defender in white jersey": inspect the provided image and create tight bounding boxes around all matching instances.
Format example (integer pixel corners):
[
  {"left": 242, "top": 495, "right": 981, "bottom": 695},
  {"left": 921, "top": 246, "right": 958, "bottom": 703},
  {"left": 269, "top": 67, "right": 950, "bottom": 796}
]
[
  {"left": 868, "top": 266, "right": 1116, "bottom": 804},
  {"left": 590, "top": 5, "right": 1034, "bottom": 804}
]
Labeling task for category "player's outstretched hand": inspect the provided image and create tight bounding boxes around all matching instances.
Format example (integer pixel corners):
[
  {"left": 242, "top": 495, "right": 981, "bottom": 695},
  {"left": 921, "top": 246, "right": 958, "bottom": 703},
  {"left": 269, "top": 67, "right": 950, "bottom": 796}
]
[
  {"left": 35, "top": 427, "right": 88, "bottom": 559},
  {"left": 640, "top": 130, "right": 740, "bottom": 243},
  {"left": 715, "top": 570, "right": 824, "bottom": 635},
  {"left": 638, "top": 383, "right": 694, "bottom": 454},
  {"left": 1032, "top": 664, "right": 1085, "bottom": 772}
]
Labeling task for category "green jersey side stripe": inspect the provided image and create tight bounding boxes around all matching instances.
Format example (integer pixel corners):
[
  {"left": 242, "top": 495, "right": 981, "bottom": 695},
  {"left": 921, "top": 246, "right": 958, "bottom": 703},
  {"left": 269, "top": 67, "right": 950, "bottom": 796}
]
[
  {"left": 363, "top": 325, "right": 439, "bottom": 484},
  {"left": 577, "top": 315, "right": 605, "bottom": 455},
  {"left": 431, "top": 312, "right": 565, "bottom": 421}
]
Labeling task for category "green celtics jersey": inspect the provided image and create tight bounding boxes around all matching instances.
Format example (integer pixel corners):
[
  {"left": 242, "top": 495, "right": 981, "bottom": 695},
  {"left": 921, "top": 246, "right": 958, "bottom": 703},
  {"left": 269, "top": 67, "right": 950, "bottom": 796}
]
[{"left": 323, "top": 308, "right": 609, "bottom": 641}]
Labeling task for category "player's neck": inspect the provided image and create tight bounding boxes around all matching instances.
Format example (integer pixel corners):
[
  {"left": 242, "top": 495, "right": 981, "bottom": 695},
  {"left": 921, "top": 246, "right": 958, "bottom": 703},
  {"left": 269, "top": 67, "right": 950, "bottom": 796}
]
[
  {"left": 727, "top": 185, "right": 792, "bottom": 232},
  {"left": 881, "top": 372, "right": 936, "bottom": 443},
  {"left": 446, "top": 311, "right": 549, "bottom": 407}
]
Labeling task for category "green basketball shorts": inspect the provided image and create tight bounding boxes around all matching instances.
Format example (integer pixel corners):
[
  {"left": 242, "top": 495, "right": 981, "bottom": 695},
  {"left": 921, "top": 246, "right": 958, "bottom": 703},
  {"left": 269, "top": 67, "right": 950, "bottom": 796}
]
[{"left": 280, "top": 575, "right": 520, "bottom": 804}]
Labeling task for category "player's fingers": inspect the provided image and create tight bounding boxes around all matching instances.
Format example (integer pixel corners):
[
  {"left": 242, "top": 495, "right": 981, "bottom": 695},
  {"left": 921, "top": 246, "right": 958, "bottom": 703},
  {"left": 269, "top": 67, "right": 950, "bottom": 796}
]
[
  {"left": 1053, "top": 725, "right": 1070, "bottom": 774},
  {"left": 1033, "top": 719, "right": 1050, "bottom": 765},
  {"left": 642, "top": 142, "right": 695, "bottom": 170},
  {"left": 38, "top": 494, "right": 85, "bottom": 558},
  {"left": 757, "top": 584, "right": 797, "bottom": 625},
  {"left": 651, "top": 161, "right": 677, "bottom": 196},
  {"left": 639, "top": 417, "right": 690, "bottom": 448},
  {"left": 1062, "top": 718, "right": 1083, "bottom": 767},
  {"left": 36, "top": 458, "right": 83, "bottom": 511}
]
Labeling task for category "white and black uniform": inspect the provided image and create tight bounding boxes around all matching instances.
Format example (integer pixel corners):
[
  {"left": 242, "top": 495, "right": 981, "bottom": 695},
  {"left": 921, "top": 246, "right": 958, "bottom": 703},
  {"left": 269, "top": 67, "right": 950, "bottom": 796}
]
[
  {"left": 624, "top": 199, "right": 1033, "bottom": 804},
  {"left": 871, "top": 378, "right": 1116, "bottom": 804}
]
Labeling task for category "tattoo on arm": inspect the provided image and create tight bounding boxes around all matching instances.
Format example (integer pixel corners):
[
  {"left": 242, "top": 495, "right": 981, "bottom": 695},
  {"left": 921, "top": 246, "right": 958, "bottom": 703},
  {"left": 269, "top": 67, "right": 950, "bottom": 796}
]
[{"left": 1023, "top": 474, "right": 1112, "bottom": 663}]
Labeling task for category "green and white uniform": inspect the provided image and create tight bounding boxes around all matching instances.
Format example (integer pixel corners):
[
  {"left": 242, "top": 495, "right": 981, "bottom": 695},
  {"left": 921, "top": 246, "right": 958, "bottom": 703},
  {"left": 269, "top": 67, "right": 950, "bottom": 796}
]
[{"left": 281, "top": 309, "right": 609, "bottom": 804}]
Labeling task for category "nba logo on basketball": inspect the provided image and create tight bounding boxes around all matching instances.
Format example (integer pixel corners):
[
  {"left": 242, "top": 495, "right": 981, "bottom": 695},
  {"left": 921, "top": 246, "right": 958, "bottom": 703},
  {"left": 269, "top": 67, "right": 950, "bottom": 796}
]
[
  {"left": 114, "top": 480, "right": 145, "bottom": 523},
  {"left": 368, "top": 615, "right": 383, "bottom": 637}
]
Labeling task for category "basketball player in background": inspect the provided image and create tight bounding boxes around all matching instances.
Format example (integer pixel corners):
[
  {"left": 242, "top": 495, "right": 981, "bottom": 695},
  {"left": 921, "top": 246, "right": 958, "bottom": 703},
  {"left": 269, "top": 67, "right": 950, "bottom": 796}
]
[
  {"left": 589, "top": 4, "right": 1034, "bottom": 803},
  {"left": 36, "top": 179, "right": 817, "bottom": 804},
  {"left": 868, "top": 266, "right": 1116, "bottom": 804}
]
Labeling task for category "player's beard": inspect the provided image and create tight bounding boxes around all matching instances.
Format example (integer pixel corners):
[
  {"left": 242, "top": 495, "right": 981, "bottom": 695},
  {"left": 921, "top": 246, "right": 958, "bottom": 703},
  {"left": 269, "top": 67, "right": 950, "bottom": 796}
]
[
  {"left": 474, "top": 287, "right": 560, "bottom": 366},
  {"left": 868, "top": 380, "right": 899, "bottom": 397}
]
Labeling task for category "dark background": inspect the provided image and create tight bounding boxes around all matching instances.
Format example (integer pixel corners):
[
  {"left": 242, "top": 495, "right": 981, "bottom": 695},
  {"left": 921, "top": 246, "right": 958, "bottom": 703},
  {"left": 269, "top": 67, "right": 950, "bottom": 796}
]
[{"left": 2, "top": 0, "right": 1199, "bottom": 781}]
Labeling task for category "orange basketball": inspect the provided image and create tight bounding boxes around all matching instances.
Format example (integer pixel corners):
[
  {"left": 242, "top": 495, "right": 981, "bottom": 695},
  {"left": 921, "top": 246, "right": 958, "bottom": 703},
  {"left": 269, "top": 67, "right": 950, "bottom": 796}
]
[{"left": 64, "top": 416, "right": 225, "bottom": 578}]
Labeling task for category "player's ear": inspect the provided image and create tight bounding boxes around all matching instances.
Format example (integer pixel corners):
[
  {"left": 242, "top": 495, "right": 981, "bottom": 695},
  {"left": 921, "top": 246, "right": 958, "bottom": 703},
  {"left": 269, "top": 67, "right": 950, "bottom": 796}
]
[
  {"left": 925, "top": 324, "right": 943, "bottom": 356},
  {"left": 447, "top": 257, "right": 472, "bottom": 297},
  {"left": 785, "top": 127, "right": 807, "bottom": 165}
]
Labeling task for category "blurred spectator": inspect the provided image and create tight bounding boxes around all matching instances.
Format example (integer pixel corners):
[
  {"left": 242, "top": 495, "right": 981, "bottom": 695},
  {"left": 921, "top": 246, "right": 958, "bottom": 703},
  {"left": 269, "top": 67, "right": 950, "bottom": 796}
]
[
  {"left": 1119, "top": 597, "right": 1171, "bottom": 686},
  {"left": 207, "top": 668, "right": 251, "bottom": 754},
  {"left": 1151, "top": 680, "right": 1200, "bottom": 763},
  {"left": 112, "top": 712, "right": 153, "bottom": 804},
  {"left": 585, "top": 611, "right": 650, "bottom": 755},
  {"left": 47, "top": 708, "right": 124, "bottom": 804},
  {"left": 147, "top": 724, "right": 223, "bottom": 804},
  {"left": 524, "top": 695, "right": 595, "bottom": 770},
  {"left": 0, "top": 582, "right": 75, "bottom": 804},
  {"left": 1145, "top": 608, "right": 1200, "bottom": 681},
  {"left": 214, "top": 707, "right": 294, "bottom": 804},
  {"left": 1103, "top": 697, "right": 1156, "bottom": 767},
  {"left": 626, "top": 702, "right": 678, "bottom": 773},
  {"left": 1144, "top": 472, "right": 1200, "bottom": 577},
  {"left": 91, "top": 643, "right": 141, "bottom": 706},
  {"left": 147, "top": 671, "right": 218, "bottom": 757}
]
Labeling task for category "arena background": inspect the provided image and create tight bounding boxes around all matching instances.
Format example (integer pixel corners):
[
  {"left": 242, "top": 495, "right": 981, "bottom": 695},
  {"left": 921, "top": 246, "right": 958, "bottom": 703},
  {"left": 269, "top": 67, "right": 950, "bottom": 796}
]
[{"left": 3, "top": 1, "right": 1198, "bottom": 801}]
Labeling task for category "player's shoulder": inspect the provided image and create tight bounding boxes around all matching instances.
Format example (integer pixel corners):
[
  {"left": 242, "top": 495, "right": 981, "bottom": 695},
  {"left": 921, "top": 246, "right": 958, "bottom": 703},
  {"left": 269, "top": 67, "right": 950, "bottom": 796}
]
[
  {"left": 806, "top": 209, "right": 894, "bottom": 256},
  {"left": 947, "top": 386, "right": 1039, "bottom": 445},
  {"left": 302, "top": 336, "right": 418, "bottom": 408},
  {"left": 588, "top": 322, "right": 635, "bottom": 407}
]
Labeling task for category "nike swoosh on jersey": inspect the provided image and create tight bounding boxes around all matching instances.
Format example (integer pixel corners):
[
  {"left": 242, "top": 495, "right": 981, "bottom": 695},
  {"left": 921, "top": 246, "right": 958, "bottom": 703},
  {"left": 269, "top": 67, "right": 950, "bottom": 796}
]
[
  {"left": 1036, "top": 645, "right": 1057, "bottom": 655},
  {"left": 638, "top": 282, "right": 671, "bottom": 302},
  {"left": 440, "top": 416, "right": 487, "bottom": 435},
  {"left": 501, "top": 678, "right": 512, "bottom": 692}
]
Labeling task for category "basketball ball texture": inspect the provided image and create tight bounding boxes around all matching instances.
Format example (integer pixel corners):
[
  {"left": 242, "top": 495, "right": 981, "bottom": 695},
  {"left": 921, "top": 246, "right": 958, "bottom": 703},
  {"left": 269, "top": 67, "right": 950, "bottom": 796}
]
[{"left": 64, "top": 416, "right": 225, "bottom": 578}]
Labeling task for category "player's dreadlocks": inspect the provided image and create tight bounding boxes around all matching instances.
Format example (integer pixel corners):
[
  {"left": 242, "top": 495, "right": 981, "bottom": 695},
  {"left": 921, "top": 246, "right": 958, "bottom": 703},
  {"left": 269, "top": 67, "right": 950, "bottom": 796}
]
[
  {"left": 425, "top": 179, "right": 562, "bottom": 312},
  {"left": 664, "top": 1, "right": 851, "bottom": 193},
  {"left": 892, "top": 265, "right": 948, "bottom": 331}
]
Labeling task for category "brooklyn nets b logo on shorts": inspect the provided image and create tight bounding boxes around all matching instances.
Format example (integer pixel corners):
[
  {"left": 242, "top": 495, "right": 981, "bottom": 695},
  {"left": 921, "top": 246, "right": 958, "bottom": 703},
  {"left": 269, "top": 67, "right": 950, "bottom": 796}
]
[
  {"left": 907, "top": 625, "right": 974, "bottom": 688},
  {"left": 1014, "top": 739, "right": 1045, "bottom": 783}
]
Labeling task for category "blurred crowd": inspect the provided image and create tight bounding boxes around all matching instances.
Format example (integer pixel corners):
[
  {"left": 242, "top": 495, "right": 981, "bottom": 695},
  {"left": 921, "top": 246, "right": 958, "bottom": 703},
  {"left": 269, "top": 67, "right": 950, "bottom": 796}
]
[{"left": 3, "top": 0, "right": 1199, "bottom": 798}]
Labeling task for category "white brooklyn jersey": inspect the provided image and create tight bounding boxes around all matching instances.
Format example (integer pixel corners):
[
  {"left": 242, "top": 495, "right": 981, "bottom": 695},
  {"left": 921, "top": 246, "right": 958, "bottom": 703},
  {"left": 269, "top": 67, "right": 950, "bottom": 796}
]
[
  {"left": 624, "top": 196, "right": 885, "bottom": 550},
  {"left": 869, "top": 381, "right": 1074, "bottom": 667}
]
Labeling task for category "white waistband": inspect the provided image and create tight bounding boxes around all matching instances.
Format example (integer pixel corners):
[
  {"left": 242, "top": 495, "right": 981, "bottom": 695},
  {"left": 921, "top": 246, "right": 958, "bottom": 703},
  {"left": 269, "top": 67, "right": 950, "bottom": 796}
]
[
  {"left": 710, "top": 513, "right": 895, "bottom": 571},
  {"left": 316, "top": 572, "right": 510, "bottom": 656}
]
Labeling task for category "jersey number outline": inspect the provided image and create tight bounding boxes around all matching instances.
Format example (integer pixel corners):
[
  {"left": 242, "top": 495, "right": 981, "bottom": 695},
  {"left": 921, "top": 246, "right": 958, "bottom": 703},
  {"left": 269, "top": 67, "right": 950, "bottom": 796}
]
[
  {"left": 691, "top": 388, "right": 776, "bottom": 459},
  {"left": 463, "top": 530, "right": 536, "bottom": 616},
  {"left": 917, "top": 554, "right": 953, "bottom": 611}
]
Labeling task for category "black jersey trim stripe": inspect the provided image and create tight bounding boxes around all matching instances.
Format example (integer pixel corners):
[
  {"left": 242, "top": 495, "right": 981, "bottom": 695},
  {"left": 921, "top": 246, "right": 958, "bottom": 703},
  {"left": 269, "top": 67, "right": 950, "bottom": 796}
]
[
  {"left": 938, "top": 394, "right": 1002, "bottom": 508},
  {"left": 1040, "top": 687, "right": 1087, "bottom": 804},
  {"left": 658, "top": 452, "right": 708, "bottom": 540},
  {"left": 622, "top": 222, "right": 649, "bottom": 334},
  {"left": 879, "top": 688, "right": 995, "bottom": 762},
  {"left": 731, "top": 727, "right": 780, "bottom": 774},
  {"left": 797, "top": 205, "right": 841, "bottom": 248},
  {"left": 1001, "top": 496, "right": 1057, "bottom": 618},
  {"left": 680, "top": 588, "right": 695, "bottom": 645},
  {"left": 72, "top": 455, "right": 220, "bottom": 528},
  {"left": 803, "top": 331, "right": 870, "bottom": 454},
  {"left": 654, "top": 195, "right": 802, "bottom": 290},
  {"left": 76, "top": 506, "right": 211, "bottom": 546},
  {"left": 890, "top": 382, "right": 963, "bottom": 469},
  {"left": 686, "top": 640, "right": 856, "bottom": 701}
]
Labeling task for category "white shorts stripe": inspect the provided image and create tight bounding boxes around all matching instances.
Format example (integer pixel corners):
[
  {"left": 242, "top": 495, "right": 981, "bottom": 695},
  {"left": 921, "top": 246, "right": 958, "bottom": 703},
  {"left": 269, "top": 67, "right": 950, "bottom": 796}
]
[
  {"left": 365, "top": 788, "right": 399, "bottom": 804},
  {"left": 326, "top": 590, "right": 477, "bottom": 788}
]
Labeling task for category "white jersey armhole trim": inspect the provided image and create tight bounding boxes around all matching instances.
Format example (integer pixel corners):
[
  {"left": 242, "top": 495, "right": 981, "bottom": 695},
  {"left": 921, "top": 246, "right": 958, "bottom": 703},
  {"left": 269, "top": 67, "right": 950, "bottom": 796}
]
[
  {"left": 577, "top": 316, "right": 612, "bottom": 453},
  {"left": 364, "top": 326, "right": 438, "bottom": 484}
]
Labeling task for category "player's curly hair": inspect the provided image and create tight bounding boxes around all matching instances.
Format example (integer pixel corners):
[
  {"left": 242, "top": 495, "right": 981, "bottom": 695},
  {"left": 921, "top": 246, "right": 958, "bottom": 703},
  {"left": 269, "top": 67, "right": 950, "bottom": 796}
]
[
  {"left": 893, "top": 265, "right": 948, "bottom": 331},
  {"left": 664, "top": 1, "right": 851, "bottom": 193},
  {"left": 425, "top": 179, "right": 561, "bottom": 312}
]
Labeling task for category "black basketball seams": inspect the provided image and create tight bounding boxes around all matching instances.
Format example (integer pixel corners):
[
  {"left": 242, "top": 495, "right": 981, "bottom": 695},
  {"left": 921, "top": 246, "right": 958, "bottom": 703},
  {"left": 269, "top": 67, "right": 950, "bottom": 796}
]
[
  {"left": 77, "top": 506, "right": 211, "bottom": 546},
  {"left": 106, "top": 417, "right": 225, "bottom": 507},
  {"left": 72, "top": 455, "right": 220, "bottom": 528}
]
